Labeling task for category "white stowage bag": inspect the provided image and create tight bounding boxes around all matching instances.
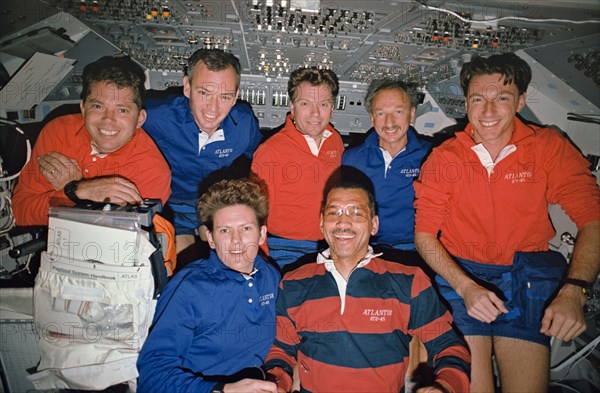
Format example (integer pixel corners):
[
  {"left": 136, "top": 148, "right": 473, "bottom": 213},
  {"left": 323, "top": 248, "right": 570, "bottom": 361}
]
[{"left": 27, "top": 252, "right": 156, "bottom": 390}]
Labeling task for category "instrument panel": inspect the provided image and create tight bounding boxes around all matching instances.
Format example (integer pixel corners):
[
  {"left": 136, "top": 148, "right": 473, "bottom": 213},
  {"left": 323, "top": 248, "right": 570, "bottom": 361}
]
[{"left": 1, "top": 0, "right": 599, "bottom": 148}]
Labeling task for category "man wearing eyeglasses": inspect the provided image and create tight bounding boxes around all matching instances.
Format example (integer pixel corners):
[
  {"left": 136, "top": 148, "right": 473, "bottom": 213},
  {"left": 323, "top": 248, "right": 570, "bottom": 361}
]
[{"left": 263, "top": 182, "right": 470, "bottom": 393}]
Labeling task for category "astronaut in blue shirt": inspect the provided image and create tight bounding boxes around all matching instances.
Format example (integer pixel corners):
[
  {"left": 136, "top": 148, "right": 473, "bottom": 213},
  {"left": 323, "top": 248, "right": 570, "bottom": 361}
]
[
  {"left": 137, "top": 178, "right": 279, "bottom": 393},
  {"left": 342, "top": 79, "right": 431, "bottom": 250},
  {"left": 144, "top": 49, "right": 261, "bottom": 255}
]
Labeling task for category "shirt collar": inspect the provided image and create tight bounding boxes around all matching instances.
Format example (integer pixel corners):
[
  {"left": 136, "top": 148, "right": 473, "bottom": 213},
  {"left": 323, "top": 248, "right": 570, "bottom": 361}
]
[
  {"left": 461, "top": 116, "right": 535, "bottom": 147},
  {"left": 379, "top": 145, "right": 406, "bottom": 160},
  {"left": 90, "top": 143, "right": 108, "bottom": 158},
  {"left": 284, "top": 112, "right": 336, "bottom": 146},
  {"left": 470, "top": 143, "right": 517, "bottom": 175},
  {"left": 76, "top": 119, "right": 98, "bottom": 154},
  {"left": 316, "top": 246, "right": 382, "bottom": 271},
  {"left": 208, "top": 250, "right": 260, "bottom": 280},
  {"left": 198, "top": 129, "right": 226, "bottom": 153},
  {"left": 89, "top": 136, "right": 137, "bottom": 158},
  {"left": 508, "top": 116, "right": 535, "bottom": 144},
  {"left": 303, "top": 129, "right": 333, "bottom": 156},
  {"left": 75, "top": 119, "right": 87, "bottom": 137}
]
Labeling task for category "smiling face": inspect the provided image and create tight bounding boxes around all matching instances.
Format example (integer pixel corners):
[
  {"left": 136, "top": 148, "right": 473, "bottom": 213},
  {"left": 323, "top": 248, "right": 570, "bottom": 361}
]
[
  {"left": 206, "top": 204, "right": 267, "bottom": 274},
  {"left": 184, "top": 62, "right": 239, "bottom": 135},
  {"left": 320, "top": 188, "right": 379, "bottom": 266},
  {"left": 80, "top": 81, "right": 146, "bottom": 154},
  {"left": 466, "top": 73, "right": 526, "bottom": 153},
  {"left": 290, "top": 82, "right": 334, "bottom": 143},
  {"left": 370, "top": 88, "right": 416, "bottom": 156}
]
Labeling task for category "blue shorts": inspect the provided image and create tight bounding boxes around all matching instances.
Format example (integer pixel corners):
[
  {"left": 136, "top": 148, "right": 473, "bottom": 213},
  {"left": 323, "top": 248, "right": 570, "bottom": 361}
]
[
  {"left": 383, "top": 242, "right": 416, "bottom": 251},
  {"left": 165, "top": 202, "right": 199, "bottom": 235},
  {"left": 267, "top": 235, "right": 324, "bottom": 269},
  {"left": 435, "top": 251, "right": 567, "bottom": 347}
]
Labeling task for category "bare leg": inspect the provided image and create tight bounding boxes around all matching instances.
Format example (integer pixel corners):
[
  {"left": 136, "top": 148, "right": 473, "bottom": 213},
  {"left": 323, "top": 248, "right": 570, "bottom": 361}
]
[
  {"left": 291, "top": 364, "right": 300, "bottom": 392},
  {"left": 465, "top": 335, "right": 495, "bottom": 393},
  {"left": 407, "top": 336, "right": 423, "bottom": 377},
  {"left": 175, "top": 234, "right": 196, "bottom": 254},
  {"left": 405, "top": 337, "right": 427, "bottom": 392},
  {"left": 494, "top": 336, "right": 549, "bottom": 393}
]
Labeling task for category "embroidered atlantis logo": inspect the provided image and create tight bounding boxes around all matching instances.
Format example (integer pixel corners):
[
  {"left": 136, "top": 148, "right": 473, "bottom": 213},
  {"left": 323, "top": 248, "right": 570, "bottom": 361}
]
[
  {"left": 214, "top": 148, "right": 233, "bottom": 158},
  {"left": 363, "top": 308, "right": 393, "bottom": 322},
  {"left": 259, "top": 292, "right": 275, "bottom": 306},
  {"left": 400, "top": 168, "right": 420, "bottom": 178},
  {"left": 324, "top": 149, "right": 338, "bottom": 159},
  {"left": 504, "top": 171, "right": 533, "bottom": 184}
]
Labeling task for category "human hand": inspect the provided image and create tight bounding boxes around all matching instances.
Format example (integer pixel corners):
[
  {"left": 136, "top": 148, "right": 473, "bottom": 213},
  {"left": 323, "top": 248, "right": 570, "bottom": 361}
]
[
  {"left": 37, "top": 152, "right": 82, "bottom": 190},
  {"left": 540, "top": 285, "right": 587, "bottom": 341},
  {"left": 223, "top": 378, "right": 278, "bottom": 393},
  {"left": 462, "top": 282, "right": 508, "bottom": 323},
  {"left": 76, "top": 176, "right": 142, "bottom": 205}
]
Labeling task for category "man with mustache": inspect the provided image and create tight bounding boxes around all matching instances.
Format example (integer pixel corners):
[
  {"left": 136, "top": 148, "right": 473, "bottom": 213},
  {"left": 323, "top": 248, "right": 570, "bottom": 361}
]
[
  {"left": 341, "top": 79, "right": 433, "bottom": 390},
  {"left": 264, "top": 182, "right": 470, "bottom": 393},
  {"left": 342, "top": 79, "right": 431, "bottom": 252}
]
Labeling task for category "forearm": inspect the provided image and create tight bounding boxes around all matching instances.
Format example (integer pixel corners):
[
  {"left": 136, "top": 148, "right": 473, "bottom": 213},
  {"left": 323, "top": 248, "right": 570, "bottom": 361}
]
[
  {"left": 539, "top": 221, "right": 599, "bottom": 340},
  {"left": 13, "top": 183, "right": 66, "bottom": 226},
  {"left": 414, "top": 232, "right": 473, "bottom": 297},
  {"left": 566, "top": 220, "right": 600, "bottom": 282},
  {"left": 554, "top": 220, "right": 600, "bottom": 308}
]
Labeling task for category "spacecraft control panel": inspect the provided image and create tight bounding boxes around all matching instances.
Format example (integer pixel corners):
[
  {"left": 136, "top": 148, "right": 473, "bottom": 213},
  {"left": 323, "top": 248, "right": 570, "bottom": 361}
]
[{"left": 0, "top": 0, "right": 598, "bottom": 150}]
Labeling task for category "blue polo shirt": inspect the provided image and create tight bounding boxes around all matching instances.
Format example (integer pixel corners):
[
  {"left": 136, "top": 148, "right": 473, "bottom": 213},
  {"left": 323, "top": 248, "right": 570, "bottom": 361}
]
[
  {"left": 342, "top": 128, "right": 431, "bottom": 247},
  {"left": 144, "top": 96, "right": 261, "bottom": 234},
  {"left": 137, "top": 251, "right": 280, "bottom": 393}
]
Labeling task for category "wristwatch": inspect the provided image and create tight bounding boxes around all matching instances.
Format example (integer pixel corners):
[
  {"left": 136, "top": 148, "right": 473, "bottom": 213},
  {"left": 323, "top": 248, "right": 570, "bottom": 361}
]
[
  {"left": 64, "top": 180, "right": 81, "bottom": 203},
  {"left": 210, "top": 382, "right": 225, "bottom": 393},
  {"left": 563, "top": 278, "right": 593, "bottom": 299}
]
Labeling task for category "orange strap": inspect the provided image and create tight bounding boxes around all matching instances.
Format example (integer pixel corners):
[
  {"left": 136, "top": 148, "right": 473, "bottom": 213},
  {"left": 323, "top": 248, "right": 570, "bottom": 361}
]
[{"left": 152, "top": 214, "right": 177, "bottom": 275}]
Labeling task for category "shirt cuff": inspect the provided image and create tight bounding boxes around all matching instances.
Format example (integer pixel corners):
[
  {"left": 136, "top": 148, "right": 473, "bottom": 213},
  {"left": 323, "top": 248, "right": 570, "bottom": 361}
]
[{"left": 267, "top": 367, "right": 292, "bottom": 393}]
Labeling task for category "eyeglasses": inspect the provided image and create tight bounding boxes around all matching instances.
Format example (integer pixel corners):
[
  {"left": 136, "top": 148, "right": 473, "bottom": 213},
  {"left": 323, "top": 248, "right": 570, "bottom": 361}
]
[{"left": 323, "top": 206, "right": 369, "bottom": 222}]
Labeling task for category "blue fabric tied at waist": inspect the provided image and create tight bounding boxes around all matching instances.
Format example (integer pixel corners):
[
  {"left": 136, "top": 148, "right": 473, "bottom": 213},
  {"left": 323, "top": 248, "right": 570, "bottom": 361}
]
[{"left": 440, "top": 251, "right": 567, "bottom": 324}]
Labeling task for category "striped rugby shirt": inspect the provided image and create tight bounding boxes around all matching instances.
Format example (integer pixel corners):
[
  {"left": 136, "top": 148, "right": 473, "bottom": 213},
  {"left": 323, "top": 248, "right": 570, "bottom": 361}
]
[{"left": 265, "top": 249, "right": 470, "bottom": 392}]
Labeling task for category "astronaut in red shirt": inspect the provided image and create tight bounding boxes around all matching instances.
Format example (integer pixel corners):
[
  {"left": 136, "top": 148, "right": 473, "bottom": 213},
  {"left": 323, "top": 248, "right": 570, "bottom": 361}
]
[{"left": 415, "top": 53, "right": 600, "bottom": 392}]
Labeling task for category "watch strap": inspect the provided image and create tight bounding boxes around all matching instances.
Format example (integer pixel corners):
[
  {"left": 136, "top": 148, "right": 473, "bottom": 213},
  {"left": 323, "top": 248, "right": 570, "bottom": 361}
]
[
  {"left": 563, "top": 278, "right": 592, "bottom": 297},
  {"left": 210, "top": 382, "right": 225, "bottom": 393},
  {"left": 64, "top": 180, "right": 81, "bottom": 203}
]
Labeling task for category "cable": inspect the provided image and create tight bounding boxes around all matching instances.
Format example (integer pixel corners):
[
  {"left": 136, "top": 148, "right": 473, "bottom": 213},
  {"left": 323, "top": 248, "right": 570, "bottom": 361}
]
[
  {"left": 9, "top": 253, "right": 33, "bottom": 277},
  {"left": 551, "top": 334, "right": 600, "bottom": 380},
  {"left": 0, "top": 119, "right": 30, "bottom": 234},
  {"left": 549, "top": 381, "right": 584, "bottom": 393},
  {"left": 0, "top": 119, "right": 32, "bottom": 182},
  {"left": 567, "top": 113, "right": 600, "bottom": 125},
  {"left": 0, "top": 193, "right": 15, "bottom": 233},
  {"left": 419, "top": 3, "right": 600, "bottom": 25}
]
